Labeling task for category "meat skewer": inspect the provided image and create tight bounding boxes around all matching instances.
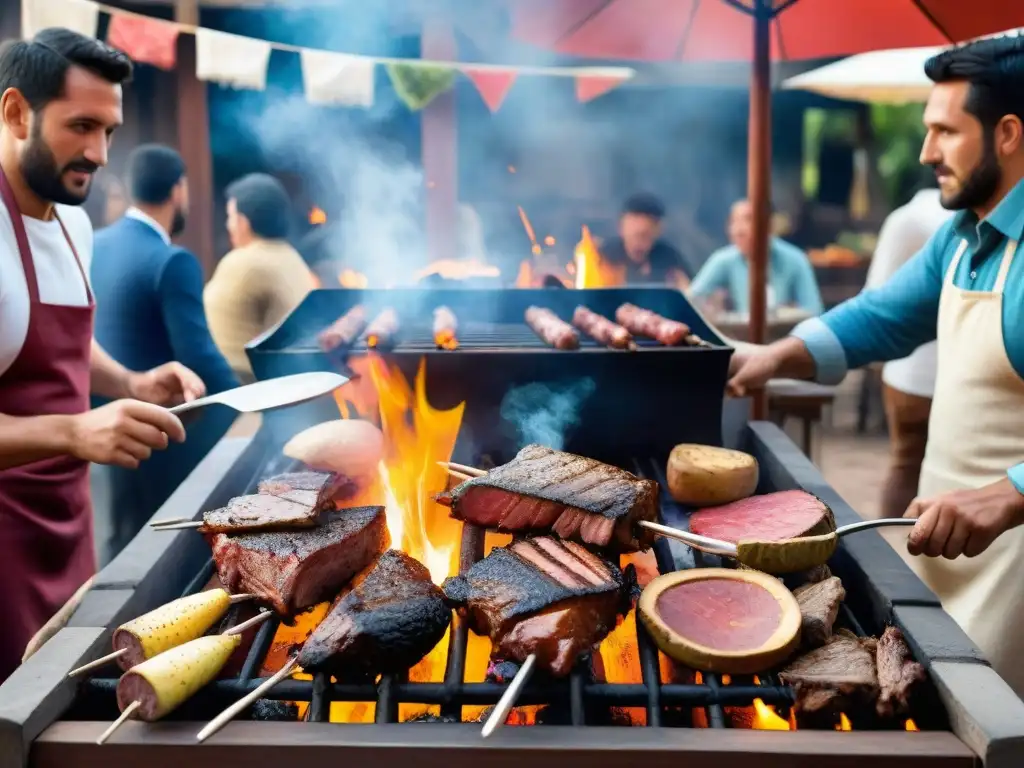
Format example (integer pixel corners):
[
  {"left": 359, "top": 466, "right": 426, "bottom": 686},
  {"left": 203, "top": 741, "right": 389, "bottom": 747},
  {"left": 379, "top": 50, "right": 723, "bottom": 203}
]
[
  {"left": 525, "top": 306, "right": 579, "bottom": 350},
  {"left": 435, "top": 445, "right": 659, "bottom": 551},
  {"left": 365, "top": 308, "right": 399, "bottom": 349},
  {"left": 433, "top": 305, "right": 458, "bottom": 350},
  {"left": 68, "top": 589, "right": 258, "bottom": 677},
  {"left": 150, "top": 471, "right": 348, "bottom": 533},
  {"left": 197, "top": 550, "right": 451, "bottom": 742},
  {"left": 572, "top": 305, "right": 635, "bottom": 350},
  {"left": 317, "top": 305, "right": 367, "bottom": 352},
  {"left": 614, "top": 303, "right": 690, "bottom": 346}
]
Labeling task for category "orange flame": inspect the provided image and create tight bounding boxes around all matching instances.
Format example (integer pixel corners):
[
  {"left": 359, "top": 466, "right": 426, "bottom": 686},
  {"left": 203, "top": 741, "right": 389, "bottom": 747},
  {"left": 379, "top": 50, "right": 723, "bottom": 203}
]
[
  {"left": 309, "top": 206, "right": 327, "bottom": 225},
  {"left": 835, "top": 713, "right": 853, "bottom": 731},
  {"left": 339, "top": 269, "right": 369, "bottom": 289},
  {"left": 574, "top": 226, "right": 625, "bottom": 289},
  {"left": 517, "top": 205, "right": 543, "bottom": 256},
  {"left": 905, "top": 719, "right": 919, "bottom": 731}
]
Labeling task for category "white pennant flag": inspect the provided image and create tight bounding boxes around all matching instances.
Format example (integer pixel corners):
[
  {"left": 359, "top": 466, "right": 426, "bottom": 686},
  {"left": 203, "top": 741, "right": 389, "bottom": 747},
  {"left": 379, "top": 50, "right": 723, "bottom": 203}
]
[
  {"left": 300, "top": 49, "right": 375, "bottom": 108},
  {"left": 195, "top": 28, "right": 271, "bottom": 91},
  {"left": 21, "top": 0, "right": 99, "bottom": 40}
]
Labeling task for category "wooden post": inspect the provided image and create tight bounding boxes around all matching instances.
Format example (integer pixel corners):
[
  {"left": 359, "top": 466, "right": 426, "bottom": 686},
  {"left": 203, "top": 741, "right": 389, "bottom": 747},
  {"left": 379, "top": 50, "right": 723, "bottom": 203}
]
[
  {"left": 746, "top": 0, "right": 772, "bottom": 420},
  {"left": 173, "top": 0, "right": 216, "bottom": 278},
  {"left": 420, "top": 18, "right": 458, "bottom": 266}
]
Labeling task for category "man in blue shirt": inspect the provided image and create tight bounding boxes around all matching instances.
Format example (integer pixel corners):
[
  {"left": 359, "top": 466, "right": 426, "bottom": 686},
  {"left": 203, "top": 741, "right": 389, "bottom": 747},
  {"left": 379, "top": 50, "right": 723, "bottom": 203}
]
[
  {"left": 90, "top": 144, "right": 239, "bottom": 566},
  {"left": 689, "top": 199, "right": 824, "bottom": 316},
  {"left": 729, "top": 36, "right": 1024, "bottom": 697}
]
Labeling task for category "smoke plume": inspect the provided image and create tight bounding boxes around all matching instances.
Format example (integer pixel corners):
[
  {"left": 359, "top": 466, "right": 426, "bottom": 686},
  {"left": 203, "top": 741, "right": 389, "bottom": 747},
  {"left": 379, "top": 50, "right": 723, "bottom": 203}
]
[{"left": 499, "top": 378, "right": 596, "bottom": 451}]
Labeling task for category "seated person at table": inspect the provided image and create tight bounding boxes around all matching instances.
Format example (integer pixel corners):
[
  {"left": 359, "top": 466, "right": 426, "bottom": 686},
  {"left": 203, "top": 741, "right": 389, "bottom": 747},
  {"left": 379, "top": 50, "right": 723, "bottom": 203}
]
[
  {"left": 598, "top": 192, "right": 692, "bottom": 289},
  {"left": 690, "top": 199, "right": 824, "bottom": 316}
]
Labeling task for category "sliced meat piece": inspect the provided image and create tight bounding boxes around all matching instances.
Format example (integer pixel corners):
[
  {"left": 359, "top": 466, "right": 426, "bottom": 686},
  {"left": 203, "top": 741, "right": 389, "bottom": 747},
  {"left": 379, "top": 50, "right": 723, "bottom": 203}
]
[
  {"left": 203, "top": 495, "right": 319, "bottom": 534},
  {"left": 876, "top": 626, "right": 926, "bottom": 718},
  {"left": 442, "top": 536, "right": 635, "bottom": 677},
  {"left": 258, "top": 471, "right": 351, "bottom": 510},
  {"left": 688, "top": 490, "right": 836, "bottom": 543},
  {"left": 778, "top": 629, "right": 879, "bottom": 715},
  {"left": 793, "top": 576, "right": 845, "bottom": 649},
  {"left": 209, "top": 506, "right": 387, "bottom": 617},
  {"left": 297, "top": 550, "right": 451, "bottom": 679},
  {"left": 446, "top": 444, "right": 658, "bottom": 551}
]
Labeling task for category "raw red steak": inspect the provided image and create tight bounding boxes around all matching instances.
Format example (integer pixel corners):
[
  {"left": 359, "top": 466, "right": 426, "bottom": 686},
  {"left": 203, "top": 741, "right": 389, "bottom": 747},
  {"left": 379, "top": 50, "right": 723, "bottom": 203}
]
[{"left": 688, "top": 490, "right": 835, "bottom": 543}]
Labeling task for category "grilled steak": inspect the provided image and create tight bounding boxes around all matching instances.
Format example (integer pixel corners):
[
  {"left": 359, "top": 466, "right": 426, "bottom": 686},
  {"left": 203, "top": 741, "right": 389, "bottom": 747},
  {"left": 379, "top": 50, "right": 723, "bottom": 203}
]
[
  {"left": 297, "top": 550, "right": 451, "bottom": 679},
  {"left": 876, "top": 626, "right": 925, "bottom": 718},
  {"left": 688, "top": 490, "right": 835, "bottom": 543},
  {"left": 201, "top": 471, "right": 349, "bottom": 534},
  {"left": 442, "top": 536, "right": 636, "bottom": 677},
  {"left": 794, "top": 576, "right": 845, "bottom": 649},
  {"left": 440, "top": 444, "right": 658, "bottom": 551},
  {"left": 778, "top": 629, "right": 879, "bottom": 715},
  {"left": 210, "top": 506, "right": 387, "bottom": 617}
]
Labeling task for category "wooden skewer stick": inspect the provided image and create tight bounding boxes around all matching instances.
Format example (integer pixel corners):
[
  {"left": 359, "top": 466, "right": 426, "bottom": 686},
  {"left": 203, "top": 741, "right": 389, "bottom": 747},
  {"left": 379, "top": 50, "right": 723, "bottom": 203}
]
[
  {"left": 448, "top": 469, "right": 474, "bottom": 482},
  {"left": 67, "top": 594, "right": 259, "bottom": 678},
  {"left": 150, "top": 520, "right": 203, "bottom": 531},
  {"left": 438, "top": 461, "right": 486, "bottom": 478},
  {"left": 481, "top": 653, "right": 536, "bottom": 738},
  {"left": 96, "top": 700, "right": 140, "bottom": 745},
  {"left": 223, "top": 609, "right": 272, "bottom": 636},
  {"left": 149, "top": 516, "right": 192, "bottom": 527},
  {"left": 196, "top": 657, "right": 300, "bottom": 743}
]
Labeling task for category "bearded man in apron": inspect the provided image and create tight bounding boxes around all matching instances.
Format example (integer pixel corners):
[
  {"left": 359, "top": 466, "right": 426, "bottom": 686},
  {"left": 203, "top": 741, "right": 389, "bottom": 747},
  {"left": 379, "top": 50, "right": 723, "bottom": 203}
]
[
  {"left": 727, "top": 34, "right": 1024, "bottom": 699},
  {"left": 0, "top": 29, "right": 207, "bottom": 684}
]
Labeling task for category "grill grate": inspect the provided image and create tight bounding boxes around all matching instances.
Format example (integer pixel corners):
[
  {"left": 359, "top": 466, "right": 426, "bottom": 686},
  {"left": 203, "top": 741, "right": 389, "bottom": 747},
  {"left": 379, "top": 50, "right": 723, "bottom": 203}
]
[
  {"left": 83, "top": 450, "right": 884, "bottom": 729},
  {"left": 296, "top": 321, "right": 714, "bottom": 354}
]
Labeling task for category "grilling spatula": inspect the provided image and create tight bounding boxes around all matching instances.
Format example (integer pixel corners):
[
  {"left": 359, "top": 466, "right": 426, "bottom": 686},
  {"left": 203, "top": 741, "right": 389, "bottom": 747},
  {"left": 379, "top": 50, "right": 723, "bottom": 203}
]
[{"left": 168, "top": 372, "right": 348, "bottom": 417}]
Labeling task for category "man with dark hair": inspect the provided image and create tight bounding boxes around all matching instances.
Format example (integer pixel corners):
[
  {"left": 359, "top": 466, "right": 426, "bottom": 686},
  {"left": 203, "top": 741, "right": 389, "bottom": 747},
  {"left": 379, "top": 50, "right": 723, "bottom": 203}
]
[
  {"left": 597, "top": 192, "right": 692, "bottom": 288},
  {"left": 689, "top": 199, "right": 823, "bottom": 315},
  {"left": 0, "top": 29, "right": 205, "bottom": 682},
  {"left": 729, "top": 34, "right": 1024, "bottom": 696},
  {"left": 89, "top": 143, "right": 239, "bottom": 566},
  {"left": 205, "top": 173, "right": 316, "bottom": 381}
]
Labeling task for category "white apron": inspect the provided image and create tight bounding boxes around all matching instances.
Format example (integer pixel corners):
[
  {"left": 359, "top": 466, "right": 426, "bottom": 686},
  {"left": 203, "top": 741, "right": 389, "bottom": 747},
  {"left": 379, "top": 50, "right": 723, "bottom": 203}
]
[{"left": 883, "top": 237, "right": 1024, "bottom": 698}]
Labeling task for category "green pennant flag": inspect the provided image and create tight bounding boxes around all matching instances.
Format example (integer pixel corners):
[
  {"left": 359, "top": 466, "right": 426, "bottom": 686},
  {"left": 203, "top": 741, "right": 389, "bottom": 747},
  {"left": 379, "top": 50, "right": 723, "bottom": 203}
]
[{"left": 386, "top": 63, "right": 456, "bottom": 111}]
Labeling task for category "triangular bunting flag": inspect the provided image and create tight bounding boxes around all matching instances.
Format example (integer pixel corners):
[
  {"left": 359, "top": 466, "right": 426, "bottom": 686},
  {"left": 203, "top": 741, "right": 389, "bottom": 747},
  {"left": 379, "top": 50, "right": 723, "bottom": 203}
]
[
  {"left": 195, "top": 28, "right": 271, "bottom": 91},
  {"left": 21, "top": 0, "right": 98, "bottom": 39},
  {"left": 576, "top": 75, "right": 625, "bottom": 103},
  {"left": 386, "top": 64, "right": 456, "bottom": 111},
  {"left": 300, "top": 50, "right": 376, "bottom": 108},
  {"left": 107, "top": 13, "right": 179, "bottom": 71},
  {"left": 463, "top": 68, "right": 517, "bottom": 113}
]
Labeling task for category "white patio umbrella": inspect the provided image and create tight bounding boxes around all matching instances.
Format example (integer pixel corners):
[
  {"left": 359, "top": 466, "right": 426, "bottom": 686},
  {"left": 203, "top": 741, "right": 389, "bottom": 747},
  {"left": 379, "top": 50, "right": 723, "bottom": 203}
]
[{"left": 781, "top": 46, "right": 941, "bottom": 104}]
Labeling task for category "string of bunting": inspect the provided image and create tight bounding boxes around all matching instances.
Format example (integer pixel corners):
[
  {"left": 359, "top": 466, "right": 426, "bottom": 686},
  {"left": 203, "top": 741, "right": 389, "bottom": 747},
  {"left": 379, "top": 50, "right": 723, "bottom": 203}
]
[{"left": 20, "top": 0, "right": 635, "bottom": 111}]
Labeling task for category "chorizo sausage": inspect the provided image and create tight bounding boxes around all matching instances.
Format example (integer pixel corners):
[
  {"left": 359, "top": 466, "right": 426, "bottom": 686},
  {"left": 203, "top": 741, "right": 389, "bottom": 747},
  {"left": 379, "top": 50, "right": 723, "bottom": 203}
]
[
  {"left": 572, "top": 305, "right": 634, "bottom": 349},
  {"left": 433, "top": 306, "right": 458, "bottom": 350},
  {"left": 317, "top": 305, "right": 367, "bottom": 352},
  {"left": 615, "top": 303, "right": 690, "bottom": 346},
  {"left": 525, "top": 306, "right": 579, "bottom": 350},
  {"left": 365, "top": 308, "right": 399, "bottom": 349}
]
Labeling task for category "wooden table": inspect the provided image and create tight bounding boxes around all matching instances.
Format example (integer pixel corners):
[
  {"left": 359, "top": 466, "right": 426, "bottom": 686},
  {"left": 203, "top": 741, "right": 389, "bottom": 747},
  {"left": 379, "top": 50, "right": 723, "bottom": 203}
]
[{"left": 766, "top": 378, "right": 837, "bottom": 457}]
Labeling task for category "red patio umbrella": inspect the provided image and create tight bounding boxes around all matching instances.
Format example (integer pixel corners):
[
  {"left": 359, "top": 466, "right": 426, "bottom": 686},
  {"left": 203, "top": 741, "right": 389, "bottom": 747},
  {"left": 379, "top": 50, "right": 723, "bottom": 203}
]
[{"left": 512, "top": 0, "right": 1024, "bottom": 416}]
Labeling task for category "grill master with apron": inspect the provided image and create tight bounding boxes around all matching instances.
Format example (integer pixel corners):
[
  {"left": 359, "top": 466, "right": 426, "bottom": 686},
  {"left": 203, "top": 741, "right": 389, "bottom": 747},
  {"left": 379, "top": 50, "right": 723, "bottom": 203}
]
[{"left": 0, "top": 165, "right": 96, "bottom": 682}]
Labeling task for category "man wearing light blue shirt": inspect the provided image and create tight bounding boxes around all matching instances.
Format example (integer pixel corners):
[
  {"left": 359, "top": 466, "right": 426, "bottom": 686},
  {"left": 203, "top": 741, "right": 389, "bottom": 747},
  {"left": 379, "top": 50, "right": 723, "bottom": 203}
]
[
  {"left": 728, "top": 35, "right": 1024, "bottom": 698},
  {"left": 689, "top": 199, "right": 824, "bottom": 315}
]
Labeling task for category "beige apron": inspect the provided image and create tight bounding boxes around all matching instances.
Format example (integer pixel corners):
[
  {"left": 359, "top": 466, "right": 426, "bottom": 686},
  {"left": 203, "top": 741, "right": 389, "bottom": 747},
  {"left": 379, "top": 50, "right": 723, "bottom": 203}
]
[{"left": 884, "top": 237, "right": 1024, "bottom": 697}]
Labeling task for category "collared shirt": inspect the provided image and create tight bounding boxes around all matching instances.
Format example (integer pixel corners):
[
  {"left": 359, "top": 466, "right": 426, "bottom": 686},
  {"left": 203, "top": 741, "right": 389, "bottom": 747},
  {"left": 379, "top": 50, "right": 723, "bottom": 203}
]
[
  {"left": 124, "top": 206, "right": 170, "bottom": 245},
  {"left": 792, "top": 175, "right": 1024, "bottom": 492},
  {"left": 689, "top": 237, "right": 824, "bottom": 315}
]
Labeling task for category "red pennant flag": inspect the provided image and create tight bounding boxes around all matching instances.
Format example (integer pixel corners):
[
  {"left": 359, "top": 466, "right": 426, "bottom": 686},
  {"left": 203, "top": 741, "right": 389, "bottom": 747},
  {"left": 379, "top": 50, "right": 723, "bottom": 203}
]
[
  {"left": 107, "top": 14, "right": 180, "bottom": 71},
  {"left": 576, "top": 76, "right": 624, "bottom": 103},
  {"left": 464, "top": 68, "right": 517, "bottom": 113}
]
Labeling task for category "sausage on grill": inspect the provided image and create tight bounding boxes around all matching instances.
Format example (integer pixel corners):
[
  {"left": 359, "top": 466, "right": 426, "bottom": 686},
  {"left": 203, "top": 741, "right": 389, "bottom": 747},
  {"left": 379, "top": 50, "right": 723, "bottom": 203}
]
[
  {"left": 317, "top": 305, "right": 367, "bottom": 352},
  {"left": 615, "top": 303, "right": 690, "bottom": 346},
  {"left": 365, "top": 308, "right": 399, "bottom": 349},
  {"left": 433, "top": 305, "right": 458, "bottom": 349},
  {"left": 525, "top": 306, "right": 579, "bottom": 350},
  {"left": 572, "top": 305, "right": 634, "bottom": 350}
]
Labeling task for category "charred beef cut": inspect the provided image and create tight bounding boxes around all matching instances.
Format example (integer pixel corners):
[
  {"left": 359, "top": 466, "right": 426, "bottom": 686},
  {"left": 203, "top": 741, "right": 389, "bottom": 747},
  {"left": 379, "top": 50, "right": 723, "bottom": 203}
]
[
  {"left": 441, "top": 444, "right": 658, "bottom": 551},
  {"left": 875, "top": 626, "right": 926, "bottom": 718},
  {"left": 201, "top": 471, "right": 348, "bottom": 533},
  {"left": 297, "top": 550, "right": 451, "bottom": 679},
  {"left": 778, "top": 629, "right": 879, "bottom": 716},
  {"left": 794, "top": 576, "right": 845, "bottom": 649},
  {"left": 442, "top": 536, "right": 636, "bottom": 677},
  {"left": 210, "top": 506, "right": 387, "bottom": 617}
]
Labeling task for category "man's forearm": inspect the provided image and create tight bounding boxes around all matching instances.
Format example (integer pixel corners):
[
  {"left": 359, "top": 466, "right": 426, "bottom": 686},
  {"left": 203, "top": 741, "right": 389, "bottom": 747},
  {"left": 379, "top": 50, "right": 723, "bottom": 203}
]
[
  {"left": 0, "top": 413, "right": 75, "bottom": 470},
  {"left": 90, "top": 339, "right": 133, "bottom": 399},
  {"left": 769, "top": 336, "right": 820, "bottom": 380}
]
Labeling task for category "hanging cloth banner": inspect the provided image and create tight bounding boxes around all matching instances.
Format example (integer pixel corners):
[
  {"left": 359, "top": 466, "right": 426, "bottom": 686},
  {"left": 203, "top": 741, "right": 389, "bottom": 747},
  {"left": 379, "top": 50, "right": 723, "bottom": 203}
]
[
  {"left": 21, "top": 0, "right": 99, "bottom": 40},
  {"left": 300, "top": 50, "right": 376, "bottom": 107},
  {"left": 386, "top": 63, "right": 456, "bottom": 111},
  {"left": 195, "top": 28, "right": 272, "bottom": 91},
  {"left": 106, "top": 13, "right": 179, "bottom": 71},
  {"left": 463, "top": 68, "right": 518, "bottom": 113},
  {"left": 576, "top": 75, "right": 627, "bottom": 103}
]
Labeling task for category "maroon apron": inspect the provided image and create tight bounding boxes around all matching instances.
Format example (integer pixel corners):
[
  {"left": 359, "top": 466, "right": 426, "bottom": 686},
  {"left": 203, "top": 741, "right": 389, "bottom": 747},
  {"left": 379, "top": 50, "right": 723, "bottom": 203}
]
[{"left": 0, "top": 167, "right": 96, "bottom": 683}]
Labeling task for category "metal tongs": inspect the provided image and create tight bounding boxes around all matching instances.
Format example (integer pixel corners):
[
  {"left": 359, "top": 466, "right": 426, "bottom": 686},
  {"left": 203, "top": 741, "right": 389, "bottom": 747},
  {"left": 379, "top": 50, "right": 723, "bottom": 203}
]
[{"left": 638, "top": 517, "right": 918, "bottom": 559}]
